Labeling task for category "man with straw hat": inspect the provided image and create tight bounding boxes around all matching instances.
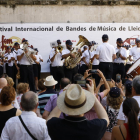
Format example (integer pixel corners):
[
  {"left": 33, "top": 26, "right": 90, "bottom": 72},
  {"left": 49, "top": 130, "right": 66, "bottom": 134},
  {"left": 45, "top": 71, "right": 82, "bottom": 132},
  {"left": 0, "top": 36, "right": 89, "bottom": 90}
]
[
  {"left": 46, "top": 79, "right": 109, "bottom": 140},
  {"left": 37, "top": 75, "right": 58, "bottom": 116}
]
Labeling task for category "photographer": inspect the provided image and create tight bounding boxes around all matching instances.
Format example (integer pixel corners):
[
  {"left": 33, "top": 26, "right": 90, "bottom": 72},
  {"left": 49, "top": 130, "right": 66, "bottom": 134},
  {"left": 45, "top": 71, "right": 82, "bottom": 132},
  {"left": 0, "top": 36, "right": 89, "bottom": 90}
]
[{"left": 74, "top": 69, "right": 110, "bottom": 120}]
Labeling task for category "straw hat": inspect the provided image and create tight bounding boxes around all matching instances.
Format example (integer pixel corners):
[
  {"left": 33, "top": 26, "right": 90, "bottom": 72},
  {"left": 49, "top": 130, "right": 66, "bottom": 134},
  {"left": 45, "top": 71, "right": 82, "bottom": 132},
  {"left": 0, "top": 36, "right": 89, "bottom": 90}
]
[
  {"left": 44, "top": 75, "right": 58, "bottom": 86},
  {"left": 57, "top": 84, "right": 95, "bottom": 116}
]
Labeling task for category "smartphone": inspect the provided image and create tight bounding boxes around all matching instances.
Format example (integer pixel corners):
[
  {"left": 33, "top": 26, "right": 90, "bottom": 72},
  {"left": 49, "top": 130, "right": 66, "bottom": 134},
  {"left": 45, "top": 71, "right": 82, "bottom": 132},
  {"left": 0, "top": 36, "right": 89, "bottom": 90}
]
[
  {"left": 106, "top": 79, "right": 111, "bottom": 81},
  {"left": 116, "top": 74, "right": 121, "bottom": 83},
  {"left": 88, "top": 69, "right": 98, "bottom": 74}
]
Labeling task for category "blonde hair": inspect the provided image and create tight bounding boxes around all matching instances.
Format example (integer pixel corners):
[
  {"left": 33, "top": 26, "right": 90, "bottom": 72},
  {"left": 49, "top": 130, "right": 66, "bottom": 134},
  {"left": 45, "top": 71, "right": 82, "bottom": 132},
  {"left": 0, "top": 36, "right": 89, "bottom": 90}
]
[
  {"left": 6, "top": 77, "right": 14, "bottom": 87},
  {"left": 107, "top": 94, "right": 123, "bottom": 109},
  {"left": 16, "top": 83, "right": 29, "bottom": 94}
]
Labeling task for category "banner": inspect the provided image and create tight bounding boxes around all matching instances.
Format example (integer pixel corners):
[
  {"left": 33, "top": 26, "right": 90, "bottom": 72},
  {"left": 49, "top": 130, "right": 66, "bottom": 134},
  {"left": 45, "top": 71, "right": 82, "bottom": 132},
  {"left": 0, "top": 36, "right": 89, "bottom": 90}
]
[{"left": 0, "top": 23, "right": 140, "bottom": 72}]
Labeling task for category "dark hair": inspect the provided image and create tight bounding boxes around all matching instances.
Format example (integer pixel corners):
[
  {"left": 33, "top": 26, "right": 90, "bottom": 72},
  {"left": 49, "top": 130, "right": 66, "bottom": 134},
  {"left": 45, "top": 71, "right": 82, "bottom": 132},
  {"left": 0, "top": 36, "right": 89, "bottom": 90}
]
[
  {"left": 0, "top": 86, "right": 15, "bottom": 105},
  {"left": 46, "top": 86, "right": 54, "bottom": 89},
  {"left": 0, "top": 74, "right": 8, "bottom": 78},
  {"left": 132, "top": 76, "right": 140, "bottom": 95},
  {"left": 123, "top": 98, "right": 139, "bottom": 140},
  {"left": 73, "top": 73, "right": 83, "bottom": 81},
  {"left": 102, "top": 38, "right": 108, "bottom": 42},
  {"left": 38, "top": 79, "right": 46, "bottom": 91},
  {"left": 125, "top": 89, "right": 132, "bottom": 97},
  {"left": 60, "top": 78, "right": 71, "bottom": 89}
]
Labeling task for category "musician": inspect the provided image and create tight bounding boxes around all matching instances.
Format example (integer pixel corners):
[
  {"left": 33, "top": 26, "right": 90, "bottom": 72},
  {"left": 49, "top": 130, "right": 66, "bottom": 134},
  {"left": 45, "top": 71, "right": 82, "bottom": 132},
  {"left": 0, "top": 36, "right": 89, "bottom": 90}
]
[
  {"left": 62, "top": 40, "right": 81, "bottom": 82},
  {"left": 96, "top": 34, "right": 116, "bottom": 79},
  {"left": 0, "top": 51, "right": 4, "bottom": 76},
  {"left": 3, "top": 49, "right": 9, "bottom": 74},
  {"left": 91, "top": 47, "right": 100, "bottom": 86},
  {"left": 113, "top": 38, "right": 127, "bottom": 81},
  {"left": 129, "top": 38, "right": 140, "bottom": 63},
  {"left": 17, "top": 39, "right": 35, "bottom": 92},
  {"left": 57, "top": 39, "right": 61, "bottom": 45},
  {"left": 80, "top": 42, "right": 92, "bottom": 75},
  {"left": 12, "top": 42, "right": 20, "bottom": 87},
  {"left": 7, "top": 46, "right": 15, "bottom": 79},
  {"left": 50, "top": 44, "right": 64, "bottom": 90}
]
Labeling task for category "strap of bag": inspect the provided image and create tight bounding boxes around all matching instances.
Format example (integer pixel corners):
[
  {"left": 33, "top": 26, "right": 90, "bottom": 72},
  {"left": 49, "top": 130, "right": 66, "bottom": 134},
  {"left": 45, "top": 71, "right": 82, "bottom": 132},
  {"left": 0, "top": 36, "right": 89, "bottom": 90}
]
[
  {"left": 98, "top": 93, "right": 102, "bottom": 102},
  {"left": 119, "top": 125, "right": 125, "bottom": 140},
  {"left": 19, "top": 116, "right": 38, "bottom": 140}
]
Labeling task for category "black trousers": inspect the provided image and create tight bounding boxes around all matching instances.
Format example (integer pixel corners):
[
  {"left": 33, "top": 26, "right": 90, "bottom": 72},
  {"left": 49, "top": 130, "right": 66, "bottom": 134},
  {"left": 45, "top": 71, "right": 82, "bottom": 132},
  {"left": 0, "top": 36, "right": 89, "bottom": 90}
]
[
  {"left": 38, "top": 63, "right": 41, "bottom": 80},
  {"left": 7, "top": 66, "right": 14, "bottom": 79},
  {"left": 99, "top": 62, "right": 113, "bottom": 79},
  {"left": 5, "top": 63, "right": 8, "bottom": 74},
  {"left": 51, "top": 66, "right": 65, "bottom": 90},
  {"left": 125, "top": 64, "right": 132, "bottom": 78},
  {"left": 113, "top": 63, "right": 125, "bottom": 81},
  {"left": 33, "top": 64, "right": 38, "bottom": 77},
  {"left": 92, "top": 65, "right": 100, "bottom": 87},
  {"left": 80, "top": 64, "right": 88, "bottom": 76},
  {"left": 64, "top": 66, "right": 78, "bottom": 83},
  {"left": 0, "top": 66, "right": 3, "bottom": 77},
  {"left": 20, "top": 65, "right": 35, "bottom": 92}
]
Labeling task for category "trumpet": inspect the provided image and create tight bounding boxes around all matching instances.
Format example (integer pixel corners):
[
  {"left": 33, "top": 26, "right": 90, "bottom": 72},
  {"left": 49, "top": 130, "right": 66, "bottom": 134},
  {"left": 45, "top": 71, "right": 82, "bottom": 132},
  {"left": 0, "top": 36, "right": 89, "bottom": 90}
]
[{"left": 55, "top": 45, "right": 64, "bottom": 53}]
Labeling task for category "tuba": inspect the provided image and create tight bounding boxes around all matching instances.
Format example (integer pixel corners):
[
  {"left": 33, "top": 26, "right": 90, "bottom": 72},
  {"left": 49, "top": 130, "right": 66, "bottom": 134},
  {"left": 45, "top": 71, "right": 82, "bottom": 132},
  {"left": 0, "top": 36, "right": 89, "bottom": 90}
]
[
  {"left": 64, "top": 35, "right": 89, "bottom": 69},
  {"left": 20, "top": 43, "right": 37, "bottom": 65}
]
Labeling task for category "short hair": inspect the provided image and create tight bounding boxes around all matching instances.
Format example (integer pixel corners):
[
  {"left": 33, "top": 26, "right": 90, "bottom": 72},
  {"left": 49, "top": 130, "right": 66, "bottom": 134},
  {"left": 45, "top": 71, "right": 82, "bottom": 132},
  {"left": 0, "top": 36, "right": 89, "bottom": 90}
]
[
  {"left": 38, "top": 79, "right": 46, "bottom": 91},
  {"left": 60, "top": 78, "right": 71, "bottom": 89},
  {"left": 16, "top": 83, "right": 29, "bottom": 94},
  {"left": 0, "top": 86, "right": 15, "bottom": 105},
  {"left": 21, "top": 91, "right": 38, "bottom": 111},
  {"left": 132, "top": 76, "right": 140, "bottom": 95},
  {"left": 6, "top": 77, "right": 14, "bottom": 87},
  {"left": 107, "top": 94, "right": 123, "bottom": 109},
  {"left": 73, "top": 73, "right": 83, "bottom": 81}
]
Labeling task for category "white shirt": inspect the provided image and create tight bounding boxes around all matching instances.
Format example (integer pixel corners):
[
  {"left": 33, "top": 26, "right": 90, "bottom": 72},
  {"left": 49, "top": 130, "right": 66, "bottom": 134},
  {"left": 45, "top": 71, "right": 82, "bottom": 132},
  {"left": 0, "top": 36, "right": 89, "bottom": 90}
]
[
  {"left": 91, "top": 51, "right": 99, "bottom": 65},
  {"left": 1, "top": 111, "right": 51, "bottom": 140},
  {"left": 114, "top": 47, "right": 127, "bottom": 64},
  {"left": 7, "top": 53, "right": 14, "bottom": 67},
  {"left": 126, "top": 49, "right": 132, "bottom": 64},
  {"left": 129, "top": 46, "right": 140, "bottom": 62},
  {"left": 81, "top": 50, "right": 91, "bottom": 64},
  {"left": 0, "top": 89, "right": 20, "bottom": 109},
  {"left": 4, "top": 53, "right": 8, "bottom": 64},
  {"left": 117, "top": 96, "right": 140, "bottom": 122},
  {"left": 38, "top": 54, "right": 43, "bottom": 63},
  {"left": 62, "top": 48, "right": 70, "bottom": 55},
  {"left": 96, "top": 42, "right": 116, "bottom": 62},
  {"left": 50, "top": 50, "right": 63, "bottom": 67},
  {"left": 17, "top": 49, "right": 31, "bottom": 65}
]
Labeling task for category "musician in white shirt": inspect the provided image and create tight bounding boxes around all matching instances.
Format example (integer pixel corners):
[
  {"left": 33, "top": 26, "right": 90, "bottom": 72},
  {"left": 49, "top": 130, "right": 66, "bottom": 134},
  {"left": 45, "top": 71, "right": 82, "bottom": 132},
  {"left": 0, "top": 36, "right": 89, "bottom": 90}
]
[
  {"left": 96, "top": 34, "right": 116, "bottom": 80},
  {"left": 113, "top": 38, "right": 127, "bottom": 81},
  {"left": 80, "top": 42, "right": 92, "bottom": 75},
  {"left": 129, "top": 38, "right": 140, "bottom": 63},
  {"left": 50, "top": 40, "right": 64, "bottom": 90}
]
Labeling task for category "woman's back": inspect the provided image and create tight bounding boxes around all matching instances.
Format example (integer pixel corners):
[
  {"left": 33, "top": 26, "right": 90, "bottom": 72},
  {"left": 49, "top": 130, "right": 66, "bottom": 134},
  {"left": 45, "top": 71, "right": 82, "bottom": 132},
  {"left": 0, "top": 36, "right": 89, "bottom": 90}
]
[{"left": 0, "top": 107, "right": 17, "bottom": 136}]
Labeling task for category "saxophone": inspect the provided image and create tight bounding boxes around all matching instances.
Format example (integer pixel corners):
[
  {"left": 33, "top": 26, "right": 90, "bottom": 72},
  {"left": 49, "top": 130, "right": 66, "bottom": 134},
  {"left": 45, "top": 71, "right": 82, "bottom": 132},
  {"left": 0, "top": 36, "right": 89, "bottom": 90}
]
[{"left": 64, "top": 35, "right": 89, "bottom": 69}]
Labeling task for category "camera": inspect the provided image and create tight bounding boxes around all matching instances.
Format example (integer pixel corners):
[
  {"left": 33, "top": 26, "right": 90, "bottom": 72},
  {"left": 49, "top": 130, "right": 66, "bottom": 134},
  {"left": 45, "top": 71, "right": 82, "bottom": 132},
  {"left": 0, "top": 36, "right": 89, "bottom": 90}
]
[
  {"left": 74, "top": 80, "right": 90, "bottom": 87},
  {"left": 88, "top": 69, "right": 98, "bottom": 74},
  {"left": 116, "top": 74, "right": 121, "bottom": 83}
]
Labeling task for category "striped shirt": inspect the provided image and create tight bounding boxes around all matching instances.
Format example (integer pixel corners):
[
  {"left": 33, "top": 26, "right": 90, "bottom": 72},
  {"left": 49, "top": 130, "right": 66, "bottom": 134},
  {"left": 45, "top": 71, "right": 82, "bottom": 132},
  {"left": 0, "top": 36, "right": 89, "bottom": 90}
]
[{"left": 38, "top": 89, "right": 57, "bottom": 115}]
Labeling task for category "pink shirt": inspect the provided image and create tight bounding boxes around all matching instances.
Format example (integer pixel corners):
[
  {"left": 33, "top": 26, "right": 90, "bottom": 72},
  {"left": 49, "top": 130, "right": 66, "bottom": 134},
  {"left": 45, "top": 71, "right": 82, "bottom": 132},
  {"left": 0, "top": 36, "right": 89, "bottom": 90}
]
[{"left": 84, "top": 92, "right": 104, "bottom": 120}]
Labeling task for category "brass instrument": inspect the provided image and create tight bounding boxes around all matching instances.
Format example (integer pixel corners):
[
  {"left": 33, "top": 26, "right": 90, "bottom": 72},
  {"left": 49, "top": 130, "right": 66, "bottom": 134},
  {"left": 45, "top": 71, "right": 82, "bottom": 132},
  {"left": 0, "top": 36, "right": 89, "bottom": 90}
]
[
  {"left": 20, "top": 42, "right": 37, "bottom": 65},
  {"left": 16, "top": 70, "right": 20, "bottom": 79},
  {"left": 56, "top": 45, "right": 63, "bottom": 53},
  {"left": 64, "top": 35, "right": 89, "bottom": 69}
]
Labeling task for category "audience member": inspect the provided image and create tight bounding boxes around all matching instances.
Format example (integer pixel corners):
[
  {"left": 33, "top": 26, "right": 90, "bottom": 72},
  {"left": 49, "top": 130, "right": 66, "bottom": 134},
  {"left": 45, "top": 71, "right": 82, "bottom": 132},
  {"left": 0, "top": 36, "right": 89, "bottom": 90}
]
[
  {"left": 0, "top": 86, "right": 21, "bottom": 136},
  {"left": 37, "top": 79, "right": 46, "bottom": 95},
  {"left": 16, "top": 83, "right": 29, "bottom": 107},
  {"left": 117, "top": 76, "right": 140, "bottom": 125},
  {"left": 6, "top": 77, "right": 14, "bottom": 87},
  {"left": 0, "top": 78, "right": 19, "bottom": 109},
  {"left": 1, "top": 91, "right": 51, "bottom": 140},
  {"left": 38, "top": 75, "right": 58, "bottom": 115},
  {"left": 112, "top": 98, "right": 140, "bottom": 140},
  {"left": 103, "top": 87, "right": 123, "bottom": 140},
  {"left": 46, "top": 80, "right": 109, "bottom": 140},
  {"left": 42, "top": 78, "right": 70, "bottom": 119}
]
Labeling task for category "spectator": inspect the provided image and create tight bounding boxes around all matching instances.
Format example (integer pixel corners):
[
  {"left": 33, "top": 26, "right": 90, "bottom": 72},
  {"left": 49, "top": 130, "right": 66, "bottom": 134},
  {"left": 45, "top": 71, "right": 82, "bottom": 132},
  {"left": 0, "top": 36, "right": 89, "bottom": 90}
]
[
  {"left": 117, "top": 76, "right": 140, "bottom": 125},
  {"left": 1, "top": 91, "right": 51, "bottom": 140},
  {"left": 0, "top": 86, "right": 21, "bottom": 136},
  {"left": 46, "top": 80, "right": 109, "bottom": 140},
  {"left": 0, "top": 78, "right": 19, "bottom": 109},
  {"left": 37, "top": 79, "right": 46, "bottom": 95},
  {"left": 38, "top": 75, "right": 58, "bottom": 115},
  {"left": 6, "top": 77, "right": 14, "bottom": 87},
  {"left": 16, "top": 83, "right": 29, "bottom": 107},
  {"left": 42, "top": 78, "right": 71, "bottom": 119},
  {"left": 103, "top": 87, "right": 123, "bottom": 140},
  {"left": 112, "top": 98, "right": 140, "bottom": 140}
]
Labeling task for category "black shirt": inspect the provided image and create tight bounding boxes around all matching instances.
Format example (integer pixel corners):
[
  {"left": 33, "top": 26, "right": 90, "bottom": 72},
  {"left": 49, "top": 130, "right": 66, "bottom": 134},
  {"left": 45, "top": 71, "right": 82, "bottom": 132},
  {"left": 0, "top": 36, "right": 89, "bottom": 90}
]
[{"left": 47, "top": 116, "right": 107, "bottom": 140}]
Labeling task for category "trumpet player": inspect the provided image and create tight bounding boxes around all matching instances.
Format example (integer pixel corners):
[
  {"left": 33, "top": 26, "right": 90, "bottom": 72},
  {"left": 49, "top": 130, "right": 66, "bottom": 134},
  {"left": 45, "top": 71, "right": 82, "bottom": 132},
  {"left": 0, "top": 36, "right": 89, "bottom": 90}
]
[
  {"left": 50, "top": 42, "right": 64, "bottom": 90},
  {"left": 62, "top": 40, "right": 82, "bottom": 82},
  {"left": 17, "top": 39, "right": 35, "bottom": 92}
]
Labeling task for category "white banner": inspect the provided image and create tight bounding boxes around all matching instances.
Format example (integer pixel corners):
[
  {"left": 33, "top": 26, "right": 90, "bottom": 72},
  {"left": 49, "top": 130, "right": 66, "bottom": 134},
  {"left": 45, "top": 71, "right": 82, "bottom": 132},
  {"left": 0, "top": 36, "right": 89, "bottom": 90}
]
[{"left": 0, "top": 23, "right": 140, "bottom": 72}]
